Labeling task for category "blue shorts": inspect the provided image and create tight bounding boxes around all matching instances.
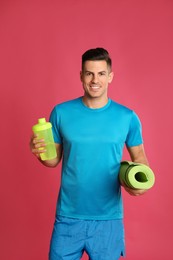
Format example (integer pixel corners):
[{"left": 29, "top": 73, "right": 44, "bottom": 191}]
[{"left": 49, "top": 215, "right": 125, "bottom": 260}]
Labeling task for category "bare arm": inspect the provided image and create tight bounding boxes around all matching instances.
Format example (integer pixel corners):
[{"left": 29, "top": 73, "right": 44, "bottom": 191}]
[
  {"left": 30, "top": 133, "right": 63, "bottom": 167},
  {"left": 127, "top": 144, "right": 149, "bottom": 166},
  {"left": 121, "top": 144, "right": 149, "bottom": 196}
]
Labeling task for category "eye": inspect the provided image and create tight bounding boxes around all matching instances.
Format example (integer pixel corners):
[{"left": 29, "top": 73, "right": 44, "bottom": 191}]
[
  {"left": 85, "top": 72, "right": 92, "bottom": 76},
  {"left": 99, "top": 72, "right": 106, "bottom": 76}
]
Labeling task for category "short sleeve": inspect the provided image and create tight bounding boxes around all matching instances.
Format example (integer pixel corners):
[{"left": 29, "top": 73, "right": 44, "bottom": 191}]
[
  {"left": 49, "top": 106, "right": 62, "bottom": 144},
  {"left": 125, "top": 111, "right": 143, "bottom": 147}
]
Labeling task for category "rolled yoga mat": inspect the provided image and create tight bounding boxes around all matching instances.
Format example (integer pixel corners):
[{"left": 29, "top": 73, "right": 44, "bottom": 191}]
[{"left": 119, "top": 161, "right": 155, "bottom": 190}]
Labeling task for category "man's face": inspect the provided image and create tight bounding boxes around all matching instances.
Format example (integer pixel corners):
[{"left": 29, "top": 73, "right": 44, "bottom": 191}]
[{"left": 80, "top": 60, "right": 114, "bottom": 99}]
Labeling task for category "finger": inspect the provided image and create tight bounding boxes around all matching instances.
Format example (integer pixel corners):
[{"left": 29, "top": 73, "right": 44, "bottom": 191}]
[
  {"left": 33, "top": 138, "right": 45, "bottom": 145},
  {"left": 32, "top": 141, "right": 46, "bottom": 152},
  {"left": 31, "top": 146, "right": 47, "bottom": 157},
  {"left": 30, "top": 138, "right": 44, "bottom": 153}
]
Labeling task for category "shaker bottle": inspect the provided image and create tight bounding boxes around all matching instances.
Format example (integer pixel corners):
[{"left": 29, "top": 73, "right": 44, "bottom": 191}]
[{"left": 32, "top": 118, "right": 57, "bottom": 161}]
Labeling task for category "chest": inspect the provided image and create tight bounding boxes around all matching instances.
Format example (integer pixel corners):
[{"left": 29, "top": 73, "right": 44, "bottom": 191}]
[{"left": 59, "top": 111, "right": 129, "bottom": 145}]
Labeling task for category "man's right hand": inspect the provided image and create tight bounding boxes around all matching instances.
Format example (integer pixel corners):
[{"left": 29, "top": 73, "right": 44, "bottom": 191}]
[
  {"left": 30, "top": 133, "right": 46, "bottom": 160},
  {"left": 30, "top": 133, "right": 63, "bottom": 167}
]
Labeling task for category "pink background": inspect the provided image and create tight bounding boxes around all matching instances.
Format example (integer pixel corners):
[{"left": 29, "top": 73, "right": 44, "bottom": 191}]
[{"left": 0, "top": 0, "right": 173, "bottom": 259}]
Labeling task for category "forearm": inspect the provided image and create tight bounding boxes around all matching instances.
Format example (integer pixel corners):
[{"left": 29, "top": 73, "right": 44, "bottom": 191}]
[
  {"left": 122, "top": 144, "right": 149, "bottom": 196},
  {"left": 132, "top": 154, "right": 149, "bottom": 166},
  {"left": 38, "top": 156, "right": 61, "bottom": 168},
  {"left": 30, "top": 134, "right": 63, "bottom": 167},
  {"left": 127, "top": 144, "right": 149, "bottom": 166},
  {"left": 38, "top": 143, "right": 62, "bottom": 167}
]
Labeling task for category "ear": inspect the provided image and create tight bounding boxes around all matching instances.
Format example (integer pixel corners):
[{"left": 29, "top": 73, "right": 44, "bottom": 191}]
[
  {"left": 108, "top": 71, "right": 114, "bottom": 83},
  {"left": 80, "top": 71, "right": 83, "bottom": 82}
]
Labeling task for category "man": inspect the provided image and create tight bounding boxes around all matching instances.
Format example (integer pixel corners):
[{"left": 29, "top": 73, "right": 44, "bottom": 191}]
[{"left": 30, "top": 48, "right": 149, "bottom": 260}]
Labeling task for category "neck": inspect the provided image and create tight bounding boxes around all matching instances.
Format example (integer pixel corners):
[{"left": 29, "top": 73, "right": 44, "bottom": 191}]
[{"left": 82, "top": 96, "right": 109, "bottom": 109}]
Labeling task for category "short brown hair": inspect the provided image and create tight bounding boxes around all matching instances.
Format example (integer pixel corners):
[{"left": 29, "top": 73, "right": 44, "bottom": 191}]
[{"left": 82, "top": 48, "right": 112, "bottom": 71}]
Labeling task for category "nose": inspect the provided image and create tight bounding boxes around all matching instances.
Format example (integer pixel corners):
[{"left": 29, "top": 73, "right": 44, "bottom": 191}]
[{"left": 92, "top": 74, "right": 98, "bottom": 83}]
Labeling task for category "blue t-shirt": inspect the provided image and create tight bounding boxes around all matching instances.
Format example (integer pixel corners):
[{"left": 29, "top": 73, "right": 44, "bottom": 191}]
[{"left": 49, "top": 97, "right": 143, "bottom": 220}]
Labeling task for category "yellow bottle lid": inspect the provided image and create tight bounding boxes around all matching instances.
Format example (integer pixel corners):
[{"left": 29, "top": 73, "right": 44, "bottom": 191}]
[{"left": 32, "top": 118, "right": 52, "bottom": 132}]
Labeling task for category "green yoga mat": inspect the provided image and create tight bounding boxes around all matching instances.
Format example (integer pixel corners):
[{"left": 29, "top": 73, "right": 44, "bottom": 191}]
[{"left": 119, "top": 161, "right": 155, "bottom": 190}]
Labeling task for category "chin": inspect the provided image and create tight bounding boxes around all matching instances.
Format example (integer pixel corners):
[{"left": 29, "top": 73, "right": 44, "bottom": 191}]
[{"left": 89, "top": 93, "right": 101, "bottom": 98}]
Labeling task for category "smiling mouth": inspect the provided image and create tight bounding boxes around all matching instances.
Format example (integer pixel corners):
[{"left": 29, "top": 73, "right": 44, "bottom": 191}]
[{"left": 90, "top": 85, "right": 100, "bottom": 90}]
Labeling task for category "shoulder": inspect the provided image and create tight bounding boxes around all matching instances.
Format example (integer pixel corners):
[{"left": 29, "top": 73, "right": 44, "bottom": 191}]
[
  {"left": 109, "top": 100, "right": 141, "bottom": 125},
  {"left": 110, "top": 99, "right": 133, "bottom": 114}
]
